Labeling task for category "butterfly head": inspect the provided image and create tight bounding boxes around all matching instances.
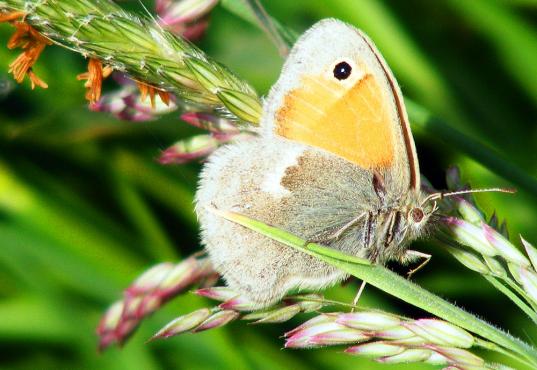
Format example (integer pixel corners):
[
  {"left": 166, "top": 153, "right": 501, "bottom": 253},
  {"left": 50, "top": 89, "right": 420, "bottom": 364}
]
[{"left": 405, "top": 201, "right": 436, "bottom": 238}]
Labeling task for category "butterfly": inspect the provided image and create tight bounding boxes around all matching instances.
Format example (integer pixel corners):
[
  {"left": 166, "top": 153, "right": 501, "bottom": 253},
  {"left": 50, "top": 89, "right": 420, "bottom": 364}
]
[{"left": 195, "top": 19, "right": 436, "bottom": 308}]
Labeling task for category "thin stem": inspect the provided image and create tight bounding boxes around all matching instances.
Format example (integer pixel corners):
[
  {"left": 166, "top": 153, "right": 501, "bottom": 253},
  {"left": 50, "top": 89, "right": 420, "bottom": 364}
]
[
  {"left": 290, "top": 295, "right": 357, "bottom": 309},
  {"left": 406, "top": 99, "right": 537, "bottom": 197},
  {"left": 216, "top": 210, "right": 537, "bottom": 368},
  {"left": 475, "top": 338, "right": 533, "bottom": 368},
  {"left": 484, "top": 275, "right": 537, "bottom": 325},
  {"left": 318, "top": 255, "right": 537, "bottom": 367},
  {"left": 298, "top": 293, "right": 530, "bottom": 367},
  {"left": 242, "top": 0, "right": 289, "bottom": 57},
  {"left": 501, "top": 275, "right": 537, "bottom": 313}
]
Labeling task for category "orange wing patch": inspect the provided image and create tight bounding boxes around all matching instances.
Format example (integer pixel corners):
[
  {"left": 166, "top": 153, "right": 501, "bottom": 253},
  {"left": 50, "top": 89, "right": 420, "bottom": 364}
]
[{"left": 275, "top": 73, "right": 394, "bottom": 169}]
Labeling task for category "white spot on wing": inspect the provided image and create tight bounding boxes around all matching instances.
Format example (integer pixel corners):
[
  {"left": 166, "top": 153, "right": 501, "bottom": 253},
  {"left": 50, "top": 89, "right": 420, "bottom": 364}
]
[{"left": 260, "top": 145, "right": 304, "bottom": 197}]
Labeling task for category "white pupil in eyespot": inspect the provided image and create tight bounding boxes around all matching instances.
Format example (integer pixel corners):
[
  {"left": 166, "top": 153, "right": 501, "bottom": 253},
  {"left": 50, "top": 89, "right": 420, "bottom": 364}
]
[{"left": 333, "top": 61, "right": 352, "bottom": 80}]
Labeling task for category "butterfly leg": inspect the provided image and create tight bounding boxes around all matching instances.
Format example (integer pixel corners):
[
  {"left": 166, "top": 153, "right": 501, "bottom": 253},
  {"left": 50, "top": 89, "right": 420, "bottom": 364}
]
[
  {"left": 402, "top": 250, "right": 432, "bottom": 279},
  {"left": 351, "top": 280, "right": 367, "bottom": 312},
  {"left": 304, "top": 212, "right": 367, "bottom": 247}
]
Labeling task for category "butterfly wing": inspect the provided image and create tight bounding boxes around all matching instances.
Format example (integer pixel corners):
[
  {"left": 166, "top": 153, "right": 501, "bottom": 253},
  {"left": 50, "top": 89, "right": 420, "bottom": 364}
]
[
  {"left": 196, "top": 20, "right": 423, "bottom": 306},
  {"left": 262, "top": 19, "right": 420, "bottom": 194}
]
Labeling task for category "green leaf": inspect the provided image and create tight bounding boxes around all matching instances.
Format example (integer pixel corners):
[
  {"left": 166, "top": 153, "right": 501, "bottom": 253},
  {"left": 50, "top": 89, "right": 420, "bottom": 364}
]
[{"left": 214, "top": 209, "right": 537, "bottom": 368}]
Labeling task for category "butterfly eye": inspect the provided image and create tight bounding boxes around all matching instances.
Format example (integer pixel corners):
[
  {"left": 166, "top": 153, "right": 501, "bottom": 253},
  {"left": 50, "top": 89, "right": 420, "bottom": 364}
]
[
  {"left": 333, "top": 61, "right": 352, "bottom": 80},
  {"left": 411, "top": 208, "right": 424, "bottom": 223}
]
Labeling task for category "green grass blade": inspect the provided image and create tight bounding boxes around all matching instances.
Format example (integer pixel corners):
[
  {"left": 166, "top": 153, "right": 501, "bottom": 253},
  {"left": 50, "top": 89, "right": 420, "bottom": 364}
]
[
  {"left": 114, "top": 174, "right": 178, "bottom": 261},
  {"left": 446, "top": 0, "right": 537, "bottom": 103},
  {"left": 484, "top": 275, "right": 537, "bottom": 325},
  {"left": 215, "top": 209, "right": 537, "bottom": 368},
  {"left": 406, "top": 99, "right": 537, "bottom": 195}
]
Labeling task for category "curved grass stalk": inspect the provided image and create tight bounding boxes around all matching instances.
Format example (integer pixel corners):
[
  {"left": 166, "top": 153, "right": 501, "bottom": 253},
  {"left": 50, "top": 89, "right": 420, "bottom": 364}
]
[
  {"left": 212, "top": 208, "right": 537, "bottom": 369},
  {"left": 0, "top": 0, "right": 262, "bottom": 124},
  {"left": 406, "top": 99, "right": 537, "bottom": 196},
  {"left": 242, "top": 0, "right": 290, "bottom": 57},
  {"left": 436, "top": 233, "right": 537, "bottom": 325},
  {"left": 502, "top": 275, "right": 537, "bottom": 313},
  {"left": 483, "top": 275, "right": 537, "bottom": 325}
]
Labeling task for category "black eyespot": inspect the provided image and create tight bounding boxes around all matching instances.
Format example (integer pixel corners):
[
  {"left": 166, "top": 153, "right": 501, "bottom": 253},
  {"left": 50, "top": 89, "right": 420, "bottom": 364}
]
[{"left": 333, "top": 61, "right": 352, "bottom": 80}]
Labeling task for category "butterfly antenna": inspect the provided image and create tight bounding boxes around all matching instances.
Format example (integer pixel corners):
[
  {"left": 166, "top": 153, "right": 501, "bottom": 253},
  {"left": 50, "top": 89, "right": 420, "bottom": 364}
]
[
  {"left": 421, "top": 187, "right": 516, "bottom": 206},
  {"left": 243, "top": 0, "right": 290, "bottom": 57}
]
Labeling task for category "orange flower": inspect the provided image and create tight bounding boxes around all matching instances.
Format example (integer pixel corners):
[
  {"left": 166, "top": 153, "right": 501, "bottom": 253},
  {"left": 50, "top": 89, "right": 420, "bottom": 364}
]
[
  {"left": 136, "top": 82, "right": 171, "bottom": 109},
  {"left": 5, "top": 22, "right": 52, "bottom": 89},
  {"left": 0, "top": 10, "right": 25, "bottom": 23},
  {"left": 27, "top": 69, "right": 48, "bottom": 89},
  {"left": 77, "top": 59, "right": 113, "bottom": 104}
]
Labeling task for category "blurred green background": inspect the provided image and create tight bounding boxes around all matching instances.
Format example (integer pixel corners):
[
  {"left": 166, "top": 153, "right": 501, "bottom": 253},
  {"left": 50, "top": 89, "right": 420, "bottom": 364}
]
[{"left": 1, "top": 0, "right": 537, "bottom": 369}]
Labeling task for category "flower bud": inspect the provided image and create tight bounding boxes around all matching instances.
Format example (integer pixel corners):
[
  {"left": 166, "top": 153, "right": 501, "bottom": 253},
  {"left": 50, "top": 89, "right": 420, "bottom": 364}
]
[
  {"left": 181, "top": 20, "right": 209, "bottom": 41},
  {"left": 285, "top": 317, "right": 351, "bottom": 349},
  {"left": 180, "top": 112, "right": 239, "bottom": 134},
  {"left": 126, "top": 263, "right": 175, "bottom": 296},
  {"left": 442, "top": 217, "right": 496, "bottom": 256},
  {"left": 136, "top": 296, "right": 160, "bottom": 318},
  {"left": 521, "top": 236, "right": 537, "bottom": 271},
  {"left": 445, "top": 246, "right": 490, "bottom": 275},
  {"left": 404, "top": 319, "right": 474, "bottom": 348},
  {"left": 428, "top": 345, "right": 485, "bottom": 367},
  {"left": 455, "top": 199, "right": 484, "bottom": 225},
  {"left": 157, "top": 0, "right": 218, "bottom": 26},
  {"left": 375, "top": 326, "right": 416, "bottom": 341},
  {"left": 151, "top": 308, "right": 211, "bottom": 340},
  {"left": 217, "top": 88, "right": 262, "bottom": 124},
  {"left": 97, "top": 300, "right": 124, "bottom": 350},
  {"left": 219, "top": 295, "right": 258, "bottom": 312},
  {"left": 337, "top": 311, "right": 401, "bottom": 331},
  {"left": 92, "top": 81, "right": 176, "bottom": 122},
  {"left": 159, "top": 135, "right": 220, "bottom": 165},
  {"left": 483, "top": 255, "right": 507, "bottom": 277},
  {"left": 423, "top": 351, "right": 449, "bottom": 365},
  {"left": 483, "top": 223, "right": 530, "bottom": 266},
  {"left": 285, "top": 314, "right": 337, "bottom": 338},
  {"left": 98, "top": 256, "right": 214, "bottom": 349},
  {"left": 287, "top": 321, "right": 345, "bottom": 340},
  {"left": 157, "top": 257, "right": 201, "bottom": 292},
  {"left": 244, "top": 305, "right": 301, "bottom": 324},
  {"left": 196, "top": 286, "right": 240, "bottom": 302},
  {"left": 519, "top": 267, "right": 537, "bottom": 305},
  {"left": 393, "top": 336, "right": 429, "bottom": 345},
  {"left": 378, "top": 348, "right": 432, "bottom": 364},
  {"left": 309, "top": 329, "right": 368, "bottom": 346},
  {"left": 345, "top": 342, "right": 405, "bottom": 358},
  {"left": 293, "top": 294, "right": 325, "bottom": 313},
  {"left": 193, "top": 310, "right": 239, "bottom": 332}
]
